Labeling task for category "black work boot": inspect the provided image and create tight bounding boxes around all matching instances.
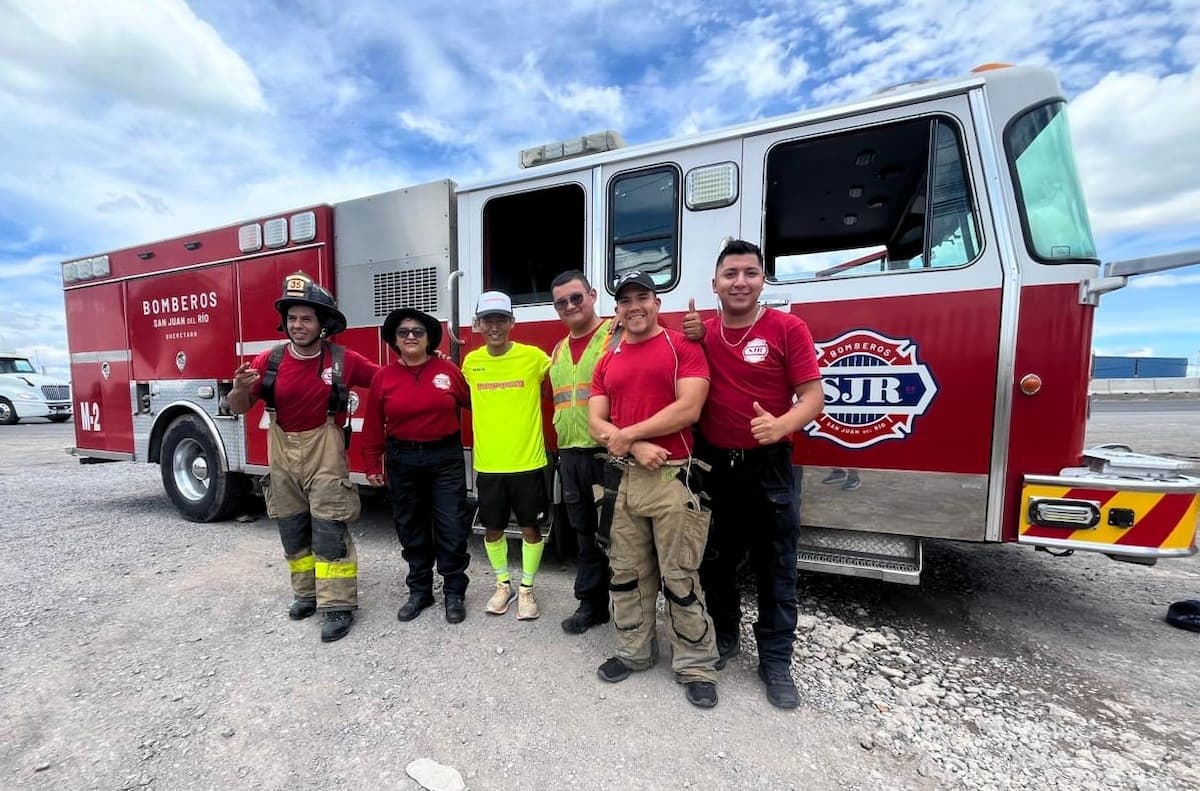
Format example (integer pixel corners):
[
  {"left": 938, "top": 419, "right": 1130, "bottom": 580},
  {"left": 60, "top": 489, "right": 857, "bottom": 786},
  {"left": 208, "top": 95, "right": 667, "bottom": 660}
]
[
  {"left": 288, "top": 599, "right": 317, "bottom": 620},
  {"left": 714, "top": 632, "right": 740, "bottom": 670},
  {"left": 320, "top": 610, "right": 354, "bottom": 642},
  {"left": 396, "top": 593, "right": 434, "bottom": 622},
  {"left": 561, "top": 603, "right": 610, "bottom": 634},
  {"left": 444, "top": 594, "right": 466, "bottom": 624},
  {"left": 684, "top": 680, "right": 718, "bottom": 708},
  {"left": 758, "top": 664, "right": 800, "bottom": 709}
]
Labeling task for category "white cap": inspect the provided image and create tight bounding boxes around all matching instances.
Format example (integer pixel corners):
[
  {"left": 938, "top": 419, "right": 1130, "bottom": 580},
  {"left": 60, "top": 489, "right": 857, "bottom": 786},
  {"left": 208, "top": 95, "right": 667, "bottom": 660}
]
[{"left": 475, "top": 291, "right": 514, "bottom": 318}]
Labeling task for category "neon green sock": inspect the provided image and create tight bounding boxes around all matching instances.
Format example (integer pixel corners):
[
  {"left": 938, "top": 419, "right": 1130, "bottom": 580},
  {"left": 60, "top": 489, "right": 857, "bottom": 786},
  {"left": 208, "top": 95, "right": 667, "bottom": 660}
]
[
  {"left": 484, "top": 537, "right": 510, "bottom": 583},
  {"left": 521, "top": 539, "right": 545, "bottom": 587}
]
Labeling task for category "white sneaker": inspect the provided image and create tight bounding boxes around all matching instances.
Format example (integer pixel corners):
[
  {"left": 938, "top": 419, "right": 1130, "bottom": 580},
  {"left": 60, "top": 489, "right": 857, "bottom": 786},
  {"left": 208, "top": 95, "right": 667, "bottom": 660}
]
[
  {"left": 517, "top": 585, "right": 540, "bottom": 620},
  {"left": 486, "top": 581, "right": 516, "bottom": 615}
]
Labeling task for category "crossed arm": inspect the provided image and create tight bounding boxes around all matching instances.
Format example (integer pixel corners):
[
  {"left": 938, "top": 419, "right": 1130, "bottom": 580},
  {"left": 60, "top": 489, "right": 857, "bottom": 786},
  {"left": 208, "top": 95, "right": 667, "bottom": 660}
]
[{"left": 588, "top": 376, "right": 709, "bottom": 467}]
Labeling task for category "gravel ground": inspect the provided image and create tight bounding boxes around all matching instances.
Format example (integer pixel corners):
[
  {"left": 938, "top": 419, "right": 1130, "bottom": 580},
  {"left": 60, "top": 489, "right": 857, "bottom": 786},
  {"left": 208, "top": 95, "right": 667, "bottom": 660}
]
[{"left": 0, "top": 408, "right": 1197, "bottom": 790}]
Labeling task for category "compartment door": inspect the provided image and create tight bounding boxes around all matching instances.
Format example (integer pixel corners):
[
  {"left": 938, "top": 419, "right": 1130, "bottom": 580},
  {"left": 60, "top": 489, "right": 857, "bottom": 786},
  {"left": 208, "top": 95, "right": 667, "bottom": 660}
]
[
  {"left": 741, "top": 92, "right": 1006, "bottom": 540},
  {"left": 66, "top": 282, "right": 135, "bottom": 456}
]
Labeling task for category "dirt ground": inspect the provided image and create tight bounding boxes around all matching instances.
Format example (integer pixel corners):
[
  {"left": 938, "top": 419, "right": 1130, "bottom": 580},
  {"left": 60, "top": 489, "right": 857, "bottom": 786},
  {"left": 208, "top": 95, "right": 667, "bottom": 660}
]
[{"left": 0, "top": 407, "right": 1196, "bottom": 790}]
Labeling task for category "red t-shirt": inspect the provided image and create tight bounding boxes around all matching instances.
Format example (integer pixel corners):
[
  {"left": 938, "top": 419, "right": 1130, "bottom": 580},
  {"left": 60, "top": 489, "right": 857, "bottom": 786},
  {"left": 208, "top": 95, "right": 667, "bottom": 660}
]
[
  {"left": 357, "top": 359, "right": 470, "bottom": 476},
  {"left": 568, "top": 324, "right": 601, "bottom": 364},
  {"left": 249, "top": 345, "right": 379, "bottom": 433},
  {"left": 698, "top": 309, "right": 821, "bottom": 449},
  {"left": 591, "top": 328, "right": 709, "bottom": 460}
]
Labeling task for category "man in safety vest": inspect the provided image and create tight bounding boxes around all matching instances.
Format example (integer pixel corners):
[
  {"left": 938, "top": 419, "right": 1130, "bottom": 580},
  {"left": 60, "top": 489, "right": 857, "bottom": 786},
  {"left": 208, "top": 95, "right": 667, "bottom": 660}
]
[
  {"left": 683, "top": 239, "right": 824, "bottom": 708},
  {"left": 228, "top": 272, "right": 379, "bottom": 642},
  {"left": 548, "top": 270, "right": 617, "bottom": 634}
]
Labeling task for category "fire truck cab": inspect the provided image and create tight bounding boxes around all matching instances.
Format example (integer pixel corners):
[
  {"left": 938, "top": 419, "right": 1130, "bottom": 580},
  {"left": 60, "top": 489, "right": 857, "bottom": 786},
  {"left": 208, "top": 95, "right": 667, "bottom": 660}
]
[{"left": 62, "top": 64, "right": 1199, "bottom": 578}]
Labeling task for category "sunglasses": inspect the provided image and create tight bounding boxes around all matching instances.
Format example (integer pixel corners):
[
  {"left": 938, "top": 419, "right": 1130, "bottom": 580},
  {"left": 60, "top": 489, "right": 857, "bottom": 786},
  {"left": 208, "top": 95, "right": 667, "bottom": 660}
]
[
  {"left": 395, "top": 327, "right": 427, "bottom": 338},
  {"left": 553, "top": 292, "right": 586, "bottom": 311}
]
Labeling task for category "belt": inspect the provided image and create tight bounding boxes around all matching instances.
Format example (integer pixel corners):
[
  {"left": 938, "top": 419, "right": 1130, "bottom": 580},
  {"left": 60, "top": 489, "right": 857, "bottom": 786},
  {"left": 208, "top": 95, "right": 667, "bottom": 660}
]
[
  {"left": 559, "top": 446, "right": 604, "bottom": 455},
  {"left": 699, "top": 441, "right": 789, "bottom": 468},
  {"left": 387, "top": 433, "right": 461, "bottom": 451}
]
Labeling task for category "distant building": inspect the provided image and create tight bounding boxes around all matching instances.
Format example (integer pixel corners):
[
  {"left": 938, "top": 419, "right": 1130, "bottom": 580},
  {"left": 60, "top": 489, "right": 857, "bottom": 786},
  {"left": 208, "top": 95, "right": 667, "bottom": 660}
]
[{"left": 1092, "top": 356, "right": 1188, "bottom": 379}]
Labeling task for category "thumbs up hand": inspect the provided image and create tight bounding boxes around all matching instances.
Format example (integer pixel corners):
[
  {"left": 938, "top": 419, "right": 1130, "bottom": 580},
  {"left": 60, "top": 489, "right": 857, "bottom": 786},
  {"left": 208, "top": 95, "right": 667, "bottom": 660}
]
[
  {"left": 750, "top": 400, "right": 787, "bottom": 445},
  {"left": 682, "top": 297, "right": 705, "bottom": 341}
]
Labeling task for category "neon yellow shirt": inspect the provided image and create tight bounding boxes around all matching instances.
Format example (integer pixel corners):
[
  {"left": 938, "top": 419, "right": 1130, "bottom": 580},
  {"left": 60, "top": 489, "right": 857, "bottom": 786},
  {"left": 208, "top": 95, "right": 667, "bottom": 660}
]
[{"left": 463, "top": 342, "right": 551, "bottom": 473}]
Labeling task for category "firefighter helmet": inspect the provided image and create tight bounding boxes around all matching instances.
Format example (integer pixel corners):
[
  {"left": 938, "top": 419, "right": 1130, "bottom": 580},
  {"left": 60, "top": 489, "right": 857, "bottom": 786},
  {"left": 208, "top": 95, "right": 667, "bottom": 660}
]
[{"left": 274, "top": 272, "right": 347, "bottom": 337}]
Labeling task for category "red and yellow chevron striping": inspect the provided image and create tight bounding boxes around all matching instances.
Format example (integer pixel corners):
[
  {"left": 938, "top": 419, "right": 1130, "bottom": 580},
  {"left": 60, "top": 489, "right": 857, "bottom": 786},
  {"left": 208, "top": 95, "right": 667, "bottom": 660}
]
[{"left": 1019, "top": 483, "right": 1198, "bottom": 555}]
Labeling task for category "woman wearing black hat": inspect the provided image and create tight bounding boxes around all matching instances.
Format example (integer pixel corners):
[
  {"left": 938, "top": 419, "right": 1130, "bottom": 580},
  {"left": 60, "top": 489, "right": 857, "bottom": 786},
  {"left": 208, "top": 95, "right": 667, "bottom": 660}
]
[{"left": 359, "top": 309, "right": 472, "bottom": 624}]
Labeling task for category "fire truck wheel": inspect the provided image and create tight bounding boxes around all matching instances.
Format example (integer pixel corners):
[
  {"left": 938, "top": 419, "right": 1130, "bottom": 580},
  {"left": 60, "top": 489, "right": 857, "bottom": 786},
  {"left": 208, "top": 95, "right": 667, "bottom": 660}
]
[
  {"left": 0, "top": 398, "right": 17, "bottom": 425},
  {"left": 160, "top": 414, "right": 245, "bottom": 522}
]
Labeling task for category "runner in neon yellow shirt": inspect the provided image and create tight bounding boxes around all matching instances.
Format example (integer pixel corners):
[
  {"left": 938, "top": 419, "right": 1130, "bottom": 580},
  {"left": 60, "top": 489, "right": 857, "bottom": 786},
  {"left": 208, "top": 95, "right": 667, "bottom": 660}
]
[{"left": 462, "top": 291, "right": 552, "bottom": 620}]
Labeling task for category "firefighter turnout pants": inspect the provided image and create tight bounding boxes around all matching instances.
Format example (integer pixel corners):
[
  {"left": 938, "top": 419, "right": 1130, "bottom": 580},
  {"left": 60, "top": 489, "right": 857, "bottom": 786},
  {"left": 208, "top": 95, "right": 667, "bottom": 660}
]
[
  {"left": 264, "top": 417, "right": 361, "bottom": 611},
  {"left": 609, "top": 463, "right": 718, "bottom": 683}
]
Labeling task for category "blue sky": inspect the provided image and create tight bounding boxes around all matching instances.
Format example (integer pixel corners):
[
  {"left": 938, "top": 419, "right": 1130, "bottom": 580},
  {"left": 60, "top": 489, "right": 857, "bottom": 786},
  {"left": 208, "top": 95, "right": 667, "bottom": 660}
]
[{"left": 2, "top": 0, "right": 1199, "bottom": 377}]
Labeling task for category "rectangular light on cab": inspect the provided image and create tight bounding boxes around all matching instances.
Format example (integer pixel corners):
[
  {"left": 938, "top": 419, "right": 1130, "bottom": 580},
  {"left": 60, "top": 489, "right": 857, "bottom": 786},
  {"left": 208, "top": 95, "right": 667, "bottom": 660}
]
[
  {"left": 264, "top": 218, "right": 288, "bottom": 248},
  {"left": 91, "top": 255, "right": 110, "bottom": 277},
  {"left": 290, "top": 211, "right": 316, "bottom": 243},
  {"left": 686, "top": 162, "right": 738, "bottom": 210},
  {"left": 239, "top": 223, "right": 263, "bottom": 253}
]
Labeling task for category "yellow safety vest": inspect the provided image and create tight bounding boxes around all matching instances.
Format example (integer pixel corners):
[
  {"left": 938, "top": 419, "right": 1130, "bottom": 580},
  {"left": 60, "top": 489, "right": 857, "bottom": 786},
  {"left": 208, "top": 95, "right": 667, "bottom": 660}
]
[{"left": 549, "top": 319, "right": 617, "bottom": 449}]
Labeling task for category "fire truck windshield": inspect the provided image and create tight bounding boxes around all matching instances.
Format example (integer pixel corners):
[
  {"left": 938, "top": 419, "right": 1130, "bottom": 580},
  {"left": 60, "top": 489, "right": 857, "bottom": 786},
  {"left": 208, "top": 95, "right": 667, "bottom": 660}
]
[{"left": 1006, "top": 100, "right": 1099, "bottom": 264}]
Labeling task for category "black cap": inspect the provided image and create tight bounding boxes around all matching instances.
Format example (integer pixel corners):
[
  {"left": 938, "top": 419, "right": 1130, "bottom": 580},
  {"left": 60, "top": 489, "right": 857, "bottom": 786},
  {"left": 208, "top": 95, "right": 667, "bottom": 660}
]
[
  {"left": 613, "top": 270, "right": 656, "bottom": 297},
  {"left": 381, "top": 308, "right": 443, "bottom": 355}
]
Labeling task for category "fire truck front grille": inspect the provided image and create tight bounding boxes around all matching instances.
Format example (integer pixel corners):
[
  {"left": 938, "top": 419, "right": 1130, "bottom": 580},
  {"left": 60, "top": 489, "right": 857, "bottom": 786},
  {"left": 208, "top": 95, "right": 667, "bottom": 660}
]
[
  {"left": 373, "top": 268, "right": 439, "bottom": 316},
  {"left": 41, "top": 385, "right": 70, "bottom": 402}
]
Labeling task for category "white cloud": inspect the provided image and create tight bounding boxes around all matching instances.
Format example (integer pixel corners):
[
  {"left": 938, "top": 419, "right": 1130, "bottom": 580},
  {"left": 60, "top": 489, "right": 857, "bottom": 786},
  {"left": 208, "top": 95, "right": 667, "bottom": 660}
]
[
  {"left": 1128, "top": 271, "right": 1200, "bottom": 289},
  {"left": 1071, "top": 67, "right": 1200, "bottom": 236},
  {"left": 701, "top": 16, "right": 809, "bottom": 100},
  {"left": 398, "top": 111, "right": 459, "bottom": 145},
  {"left": 0, "top": 0, "right": 265, "bottom": 116}
]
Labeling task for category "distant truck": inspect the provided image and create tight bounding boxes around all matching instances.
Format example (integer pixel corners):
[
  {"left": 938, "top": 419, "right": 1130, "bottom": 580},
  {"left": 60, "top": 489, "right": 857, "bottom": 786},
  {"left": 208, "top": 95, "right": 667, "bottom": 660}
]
[{"left": 0, "top": 352, "right": 72, "bottom": 425}]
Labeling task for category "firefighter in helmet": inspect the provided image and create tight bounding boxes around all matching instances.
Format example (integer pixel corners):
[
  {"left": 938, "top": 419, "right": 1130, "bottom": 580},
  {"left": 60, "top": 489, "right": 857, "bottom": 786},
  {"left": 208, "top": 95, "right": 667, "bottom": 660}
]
[{"left": 228, "top": 272, "right": 379, "bottom": 642}]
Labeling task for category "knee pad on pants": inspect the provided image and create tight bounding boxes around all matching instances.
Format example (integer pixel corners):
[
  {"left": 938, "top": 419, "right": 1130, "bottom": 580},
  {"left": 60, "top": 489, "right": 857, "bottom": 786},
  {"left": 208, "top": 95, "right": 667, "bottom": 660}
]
[
  {"left": 277, "top": 512, "right": 311, "bottom": 555},
  {"left": 663, "top": 577, "right": 710, "bottom": 645},
  {"left": 608, "top": 573, "right": 642, "bottom": 631},
  {"left": 312, "top": 518, "right": 349, "bottom": 559}
]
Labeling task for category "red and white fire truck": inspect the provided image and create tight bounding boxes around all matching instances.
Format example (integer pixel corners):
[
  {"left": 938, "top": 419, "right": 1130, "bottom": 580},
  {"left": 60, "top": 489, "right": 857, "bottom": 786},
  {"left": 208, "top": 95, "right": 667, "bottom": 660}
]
[{"left": 63, "top": 64, "right": 1199, "bottom": 582}]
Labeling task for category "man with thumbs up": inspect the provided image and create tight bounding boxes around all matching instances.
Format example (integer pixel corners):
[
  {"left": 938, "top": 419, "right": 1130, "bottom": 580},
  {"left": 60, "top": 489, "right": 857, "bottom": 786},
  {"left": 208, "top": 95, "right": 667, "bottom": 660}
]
[{"left": 682, "top": 239, "right": 824, "bottom": 709}]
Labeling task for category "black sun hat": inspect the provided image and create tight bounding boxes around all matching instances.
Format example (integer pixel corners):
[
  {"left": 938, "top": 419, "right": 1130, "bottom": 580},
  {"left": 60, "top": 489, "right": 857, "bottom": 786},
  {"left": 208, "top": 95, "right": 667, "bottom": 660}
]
[{"left": 381, "top": 308, "right": 443, "bottom": 355}]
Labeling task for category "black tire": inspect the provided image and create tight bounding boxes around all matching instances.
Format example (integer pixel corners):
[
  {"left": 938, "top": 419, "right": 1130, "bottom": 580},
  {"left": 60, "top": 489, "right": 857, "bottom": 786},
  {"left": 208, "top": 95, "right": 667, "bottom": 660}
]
[
  {"left": 0, "top": 397, "right": 17, "bottom": 425},
  {"left": 160, "top": 414, "right": 247, "bottom": 522},
  {"left": 48, "top": 415, "right": 71, "bottom": 423}
]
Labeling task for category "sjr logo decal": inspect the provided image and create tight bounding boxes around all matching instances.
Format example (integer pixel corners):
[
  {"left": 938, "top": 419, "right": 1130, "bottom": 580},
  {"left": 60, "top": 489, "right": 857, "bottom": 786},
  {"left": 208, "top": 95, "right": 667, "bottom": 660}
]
[{"left": 804, "top": 330, "right": 937, "bottom": 449}]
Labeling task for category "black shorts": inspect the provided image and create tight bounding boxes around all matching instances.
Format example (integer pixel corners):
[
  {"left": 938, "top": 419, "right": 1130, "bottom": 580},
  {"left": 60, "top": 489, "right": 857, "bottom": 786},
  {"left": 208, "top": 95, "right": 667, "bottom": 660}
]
[{"left": 476, "top": 468, "right": 549, "bottom": 529}]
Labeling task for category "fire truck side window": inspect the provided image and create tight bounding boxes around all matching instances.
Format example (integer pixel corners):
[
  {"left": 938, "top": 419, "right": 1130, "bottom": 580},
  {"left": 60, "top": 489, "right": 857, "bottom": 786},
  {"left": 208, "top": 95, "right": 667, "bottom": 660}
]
[
  {"left": 1005, "top": 101, "right": 1099, "bottom": 263},
  {"left": 608, "top": 165, "right": 680, "bottom": 290},
  {"left": 482, "top": 183, "right": 586, "bottom": 305},
  {"left": 764, "top": 116, "right": 981, "bottom": 281}
]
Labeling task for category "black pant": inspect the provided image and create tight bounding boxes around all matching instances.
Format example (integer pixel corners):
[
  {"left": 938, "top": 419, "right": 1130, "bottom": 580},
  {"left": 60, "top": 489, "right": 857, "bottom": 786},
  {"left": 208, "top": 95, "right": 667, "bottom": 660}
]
[
  {"left": 696, "top": 440, "right": 800, "bottom": 669},
  {"left": 559, "top": 448, "right": 610, "bottom": 611},
  {"left": 385, "top": 437, "right": 470, "bottom": 597}
]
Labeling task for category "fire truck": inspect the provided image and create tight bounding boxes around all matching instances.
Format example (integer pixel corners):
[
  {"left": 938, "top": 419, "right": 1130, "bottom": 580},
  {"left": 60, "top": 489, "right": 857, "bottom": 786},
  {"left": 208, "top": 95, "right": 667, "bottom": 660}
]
[{"left": 62, "top": 64, "right": 1199, "bottom": 582}]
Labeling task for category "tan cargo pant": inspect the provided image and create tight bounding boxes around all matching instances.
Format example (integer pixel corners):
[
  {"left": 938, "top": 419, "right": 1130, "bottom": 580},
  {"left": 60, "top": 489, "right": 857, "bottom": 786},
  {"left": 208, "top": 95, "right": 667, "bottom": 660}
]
[
  {"left": 264, "top": 417, "right": 361, "bottom": 611},
  {"left": 609, "top": 463, "right": 718, "bottom": 683}
]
